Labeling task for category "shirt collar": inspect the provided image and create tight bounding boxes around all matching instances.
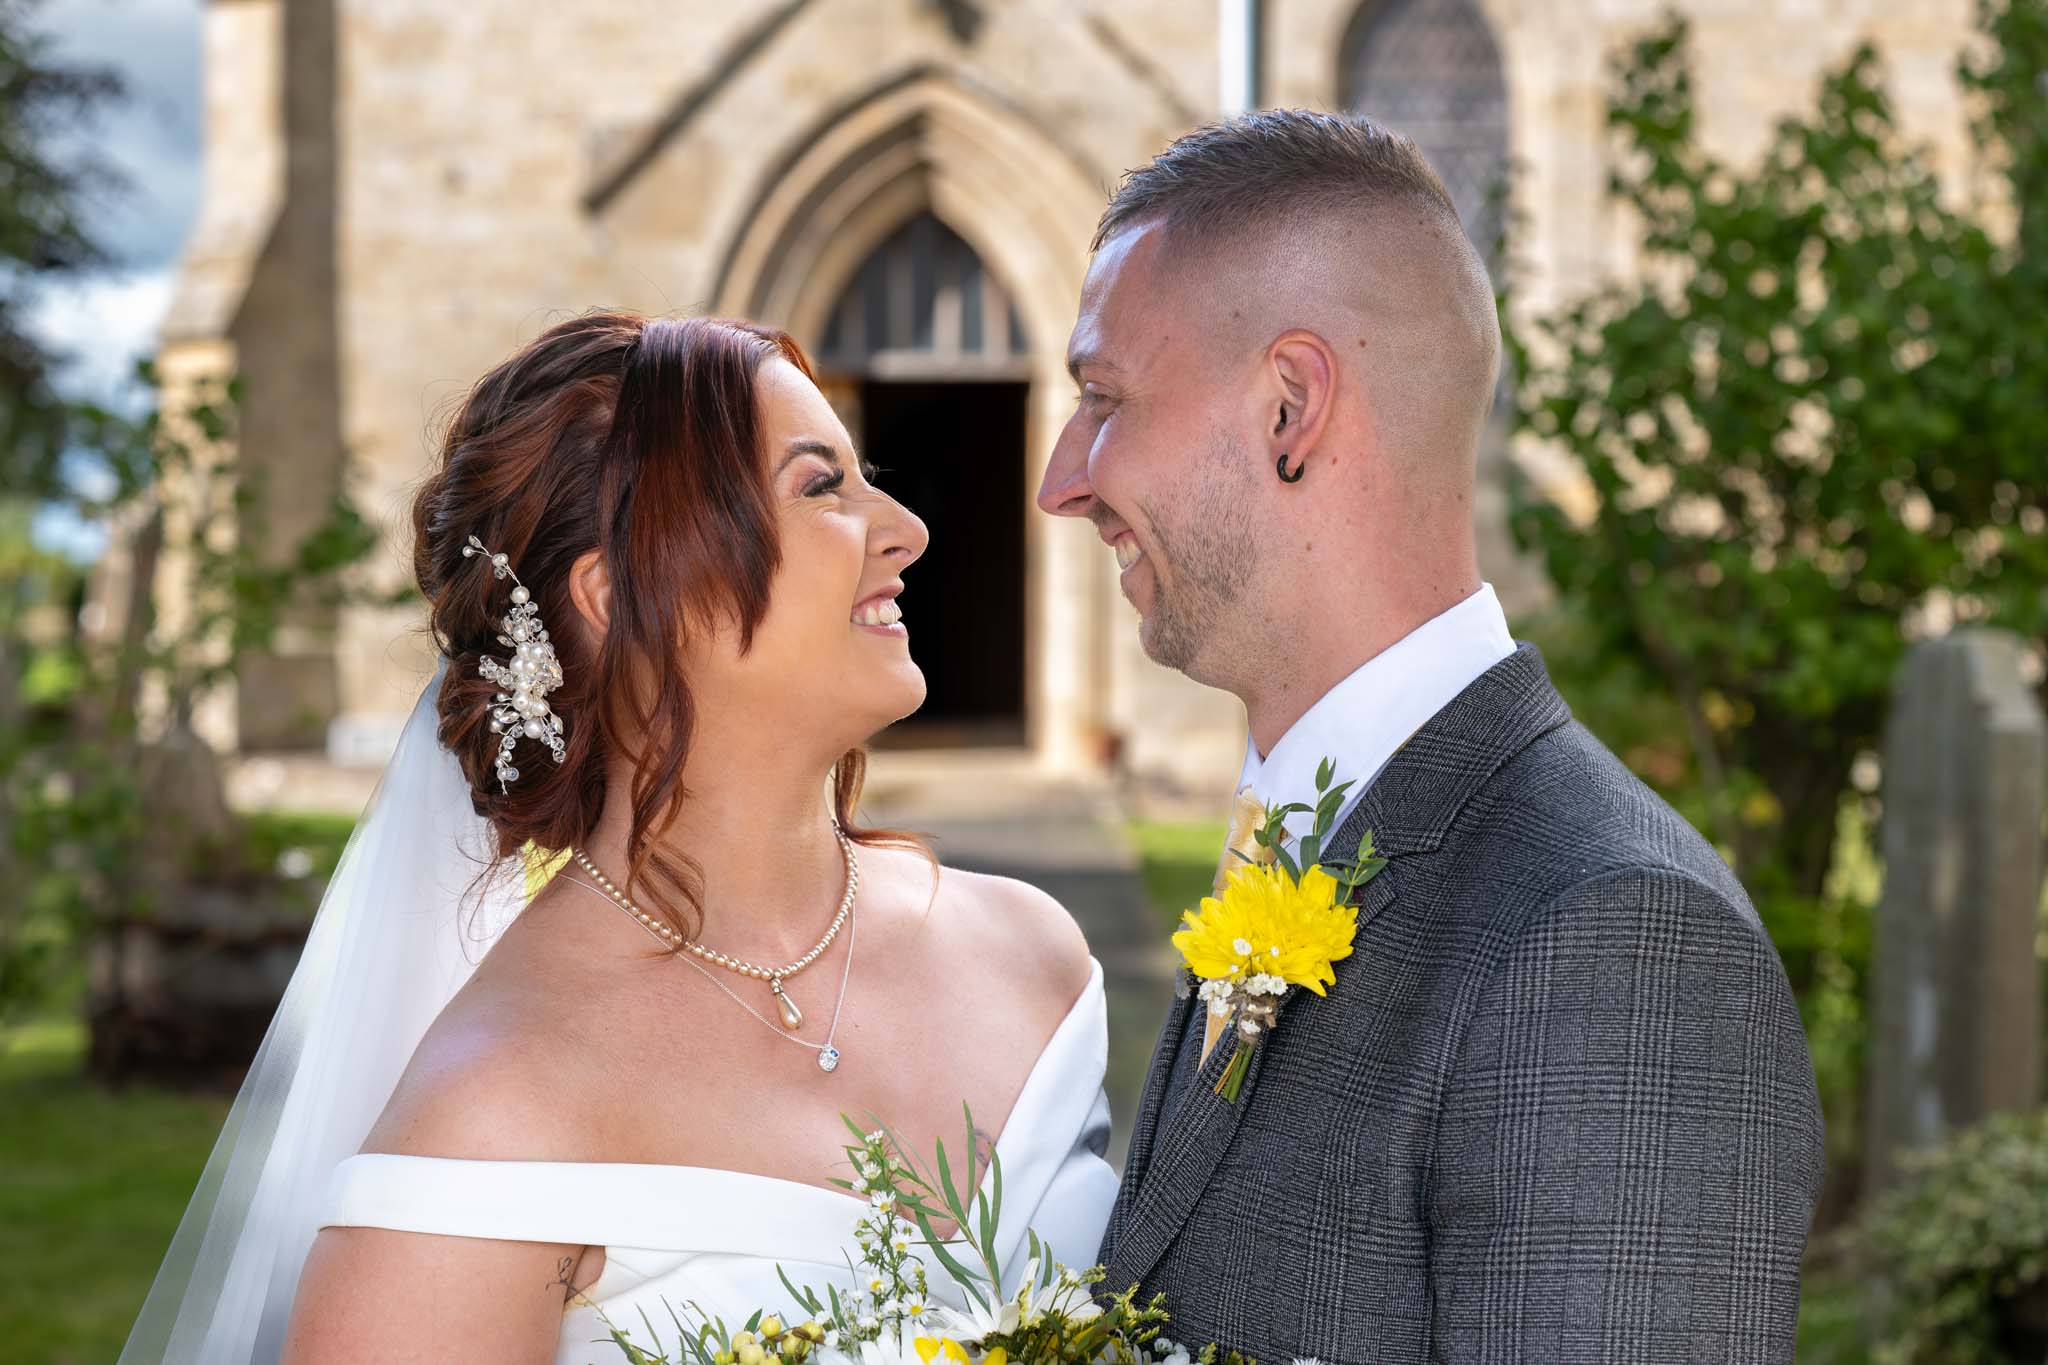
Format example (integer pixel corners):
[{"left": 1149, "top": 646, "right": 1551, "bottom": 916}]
[{"left": 1239, "top": 583, "right": 1516, "bottom": 841}]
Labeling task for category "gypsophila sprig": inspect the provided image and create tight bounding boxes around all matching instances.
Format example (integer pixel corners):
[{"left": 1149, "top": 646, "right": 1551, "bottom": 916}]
[{"left": 580, "top": 1107, "right": 1260, "bottom": 1365}]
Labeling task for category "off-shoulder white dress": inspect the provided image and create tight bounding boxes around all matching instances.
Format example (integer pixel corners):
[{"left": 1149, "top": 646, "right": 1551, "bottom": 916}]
[{"left": 319, "top": 960, "right": 1118, "bottom": 1365}]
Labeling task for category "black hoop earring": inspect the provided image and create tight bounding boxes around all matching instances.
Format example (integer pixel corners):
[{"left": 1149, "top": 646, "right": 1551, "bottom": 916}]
[{"left": 1276, "top": 452, "right": 1305, "bottom": 483}]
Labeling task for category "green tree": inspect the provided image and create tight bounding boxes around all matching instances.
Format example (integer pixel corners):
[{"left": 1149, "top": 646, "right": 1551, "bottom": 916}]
[
  {"left": 0, "top": 0, "right": 122, "bottom": 496},
  {"left": 1504, "top": 2, "right": 2046, "bottom": 926},
  {"left": 1501, "top": 1, "right": 2048, "bottom": 1181},
  {"left": 1, "top": 365, "right": 391, "bottom": 1036}
]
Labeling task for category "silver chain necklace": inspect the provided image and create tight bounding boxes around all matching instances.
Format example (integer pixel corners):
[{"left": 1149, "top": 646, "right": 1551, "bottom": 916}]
[
  {"left": 568, "top": 825, "right": 856, "bottom": 1031},
  {"left": 556, "top": 860, "right": 857, "bottom": 1074}
]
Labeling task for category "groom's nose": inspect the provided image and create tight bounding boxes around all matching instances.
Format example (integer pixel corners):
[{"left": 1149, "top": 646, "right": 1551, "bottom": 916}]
[{"left": 1036, "top": 419, "right": 1096, "bottom": 519}]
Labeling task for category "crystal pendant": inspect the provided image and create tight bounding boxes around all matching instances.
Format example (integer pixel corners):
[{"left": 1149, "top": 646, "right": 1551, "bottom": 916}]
[
  {"left": 817, "top": 1046, "right": 841, "bottom": 1073},
  {"left": 772, "top": 979, "right": 803, "bottom": 1030}
]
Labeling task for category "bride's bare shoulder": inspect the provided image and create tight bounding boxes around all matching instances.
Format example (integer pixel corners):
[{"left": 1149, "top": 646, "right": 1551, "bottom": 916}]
[
  {"left": 356, "top": 966, "right": 612, "bottom": 1164},
  {"left": 861, "top": 840, "right": 1093, "bottom": 1005}
]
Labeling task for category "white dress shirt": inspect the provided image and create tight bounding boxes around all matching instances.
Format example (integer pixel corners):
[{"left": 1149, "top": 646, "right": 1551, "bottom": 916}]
[{"left": 1240, "top": 583, "right": 1516, "bottom": 844}]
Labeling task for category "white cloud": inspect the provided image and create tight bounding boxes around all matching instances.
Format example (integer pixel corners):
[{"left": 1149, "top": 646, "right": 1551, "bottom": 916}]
[
  {"left": 33, "top": 0, "right": 203, "bottom": 271},
  {"left": 27, "top": 265, "right": 177, "bottom": 410},
  {"left": 24, "top": 265, "right": 176, "bottom": 562}
]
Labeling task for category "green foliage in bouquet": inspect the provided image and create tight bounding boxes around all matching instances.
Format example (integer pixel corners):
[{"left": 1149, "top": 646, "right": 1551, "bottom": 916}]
[
  {"left": 1857, "top": 1107, "right": 2048, "bottom": 1364},
  {"left": 585, "top": 1108, "right": 1252, "bottom": 1365}
]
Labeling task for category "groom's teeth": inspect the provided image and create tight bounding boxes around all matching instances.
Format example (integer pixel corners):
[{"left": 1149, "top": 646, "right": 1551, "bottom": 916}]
[{"left": 1115, "top": 539, "right": 1143, "bottom": 572}]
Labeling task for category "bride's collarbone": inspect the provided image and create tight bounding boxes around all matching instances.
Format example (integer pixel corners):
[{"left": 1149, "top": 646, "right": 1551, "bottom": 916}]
[
  {"left": 477, "top": 975, "right": 1038, "bottom": 1192},
  {"left": 407, "top": 857, "right": 1078, "bottom": 1173}
]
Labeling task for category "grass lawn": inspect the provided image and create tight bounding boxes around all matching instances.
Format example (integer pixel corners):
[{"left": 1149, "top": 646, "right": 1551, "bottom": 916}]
[
  {"left": 1124, "top": 819, "right": 1228, "bottom": 928},
  {"left": 0, "top": 1015, "right": 229, "bottom": 1364}
]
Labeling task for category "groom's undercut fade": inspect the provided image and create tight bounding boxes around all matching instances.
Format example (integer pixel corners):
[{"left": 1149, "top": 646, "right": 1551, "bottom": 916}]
[
  {"left": 1091, "top": 109, "right": 1462, "bottom": 257},
  {"left": 1094, "top": 108, "right": 1503, "bottom": 481}
]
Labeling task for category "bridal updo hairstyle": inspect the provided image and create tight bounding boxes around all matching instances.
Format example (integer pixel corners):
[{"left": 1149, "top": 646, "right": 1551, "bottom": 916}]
[{"left": 410, "top": 311, "right": 916, "bottom": 940}]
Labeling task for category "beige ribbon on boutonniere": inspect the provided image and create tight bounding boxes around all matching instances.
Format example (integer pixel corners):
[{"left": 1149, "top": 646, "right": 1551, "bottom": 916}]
[{"left": 1199, "top": 785, "right": 1277, "bottom": 1065}]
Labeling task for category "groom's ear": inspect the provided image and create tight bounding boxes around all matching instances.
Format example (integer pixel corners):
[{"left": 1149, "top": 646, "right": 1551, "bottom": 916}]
[
  {"left": 568, "top": 548, "right": 612, "bottom": 643},
  {"left": 1266, "top": 331, "right": 1339, "bottom": 468}
]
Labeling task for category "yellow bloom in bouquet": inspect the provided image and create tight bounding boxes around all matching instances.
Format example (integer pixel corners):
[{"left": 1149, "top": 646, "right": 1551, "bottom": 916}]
[{"left": 1171, "top": 860, "right": 1356, "bottom": 996}]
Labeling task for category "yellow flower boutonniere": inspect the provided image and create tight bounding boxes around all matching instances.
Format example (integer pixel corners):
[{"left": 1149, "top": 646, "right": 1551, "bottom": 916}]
[{"left": 1169, "top": 757, "right": 1387, "bottom": 1101}]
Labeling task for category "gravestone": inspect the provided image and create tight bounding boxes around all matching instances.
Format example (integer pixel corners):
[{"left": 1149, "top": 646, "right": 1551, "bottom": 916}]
[{"left": 1865, "top": 628, "right": 2046, "bottom": 1195}]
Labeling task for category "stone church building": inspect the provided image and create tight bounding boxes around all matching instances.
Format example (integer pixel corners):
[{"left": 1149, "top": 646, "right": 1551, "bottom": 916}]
[{"left": 152, "top": 0, "right": 1973, "bottom": 792}]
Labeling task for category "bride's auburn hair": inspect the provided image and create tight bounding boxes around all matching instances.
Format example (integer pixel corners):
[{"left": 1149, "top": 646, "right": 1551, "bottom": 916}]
[{"left": 410, "top": 310, "right": 918, "bottom": 939}]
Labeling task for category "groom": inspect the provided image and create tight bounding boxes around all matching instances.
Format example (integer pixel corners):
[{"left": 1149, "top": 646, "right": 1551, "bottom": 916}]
[{"left": 1042, "top": 111, "right": 1825, "bottom": 1361}]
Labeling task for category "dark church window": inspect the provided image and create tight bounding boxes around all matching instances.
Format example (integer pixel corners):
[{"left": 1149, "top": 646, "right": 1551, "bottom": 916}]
[{"left": 1341, "top": 0, "right": 1510, "bottom": 280}]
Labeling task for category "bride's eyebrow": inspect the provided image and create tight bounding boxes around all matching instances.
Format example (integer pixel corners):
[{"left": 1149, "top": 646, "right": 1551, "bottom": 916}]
[
  {"left": 777, "top": 438, "right": 841, "bottom": 473},
  {"left": 777, "top": 438, "right": 878, "bottom": 482}
]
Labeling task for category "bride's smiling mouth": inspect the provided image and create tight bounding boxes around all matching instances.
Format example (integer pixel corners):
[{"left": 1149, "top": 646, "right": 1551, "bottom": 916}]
[{"left": 852, "top": 586, "right": 906, "bottom": 636}]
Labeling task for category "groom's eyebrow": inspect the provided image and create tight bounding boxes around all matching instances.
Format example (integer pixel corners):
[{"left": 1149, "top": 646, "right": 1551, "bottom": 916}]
[{"left": 1065, "top": 349, "right": 1123, "bottom": 385}]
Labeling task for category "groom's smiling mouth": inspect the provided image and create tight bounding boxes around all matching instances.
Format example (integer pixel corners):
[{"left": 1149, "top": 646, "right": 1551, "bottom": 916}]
[
  {"left": 1114, "top": 532, "right": 1146, "bottom": 601},
  {"left": 1096, "top": 520, "right": 1156, "bottom": 603}
]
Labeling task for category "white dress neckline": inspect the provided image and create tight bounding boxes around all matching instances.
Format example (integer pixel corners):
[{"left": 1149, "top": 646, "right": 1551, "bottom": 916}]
[{"left": 322, "top": 957, "right": 1114, "bottom": 1317}]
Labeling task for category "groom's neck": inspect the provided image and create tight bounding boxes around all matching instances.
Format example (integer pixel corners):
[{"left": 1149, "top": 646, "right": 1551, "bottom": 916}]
[{"left": 1237, "top": 568, "right": 1484, "bottom": 757}]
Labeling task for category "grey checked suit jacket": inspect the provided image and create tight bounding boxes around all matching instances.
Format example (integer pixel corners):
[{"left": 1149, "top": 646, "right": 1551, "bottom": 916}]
[{"left": 1097, "top": 644, "right": 1825, "bottom": 1363}]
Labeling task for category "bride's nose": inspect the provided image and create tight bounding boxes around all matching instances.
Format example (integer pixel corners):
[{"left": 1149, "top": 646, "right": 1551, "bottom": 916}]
[{"left": 873, "top": 494, "right": 928, "bottom": 569}]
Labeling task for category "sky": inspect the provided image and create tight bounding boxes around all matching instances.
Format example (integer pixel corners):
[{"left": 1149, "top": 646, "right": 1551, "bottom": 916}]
[{"left": 24, "top": 0, "right": 203, "bottom": 557}]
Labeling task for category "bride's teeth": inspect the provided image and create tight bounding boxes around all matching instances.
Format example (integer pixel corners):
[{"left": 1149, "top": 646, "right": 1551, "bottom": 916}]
[
  {"left": 1115, "top": 539, "right": 1143, "bottom": 572},
  {"left": 853, "top": 599, "right": 903, "bottom": 627}
]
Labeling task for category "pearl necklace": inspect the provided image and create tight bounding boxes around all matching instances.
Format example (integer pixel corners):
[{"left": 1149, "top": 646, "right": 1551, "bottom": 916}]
[
  {"left": 568, "top": 824, "right": 857, "bottom": 1034},
  {"left": 557, "top": 869, "right": 856, "bottom": 1074}
]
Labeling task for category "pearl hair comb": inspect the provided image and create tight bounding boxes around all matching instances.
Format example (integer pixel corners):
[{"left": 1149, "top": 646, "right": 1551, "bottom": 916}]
[{"left": 463, "top": 533, "right": 566, "bottom": 792}]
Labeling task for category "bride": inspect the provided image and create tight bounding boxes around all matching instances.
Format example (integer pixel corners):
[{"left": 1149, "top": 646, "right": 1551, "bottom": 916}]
[{"left": 119, "top": 312, "right": 1117, "bottom": 1364}]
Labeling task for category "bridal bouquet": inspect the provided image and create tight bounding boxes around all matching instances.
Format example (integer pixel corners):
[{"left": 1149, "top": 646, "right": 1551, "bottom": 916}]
[{"left": 582, "top": 1111, "right": 1247, "bottom": 1365}]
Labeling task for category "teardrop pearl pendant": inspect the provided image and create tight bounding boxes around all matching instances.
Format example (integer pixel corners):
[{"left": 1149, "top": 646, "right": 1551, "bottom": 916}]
[{"left": 771, "top": 977, "right": 804, "bottom": 1029}]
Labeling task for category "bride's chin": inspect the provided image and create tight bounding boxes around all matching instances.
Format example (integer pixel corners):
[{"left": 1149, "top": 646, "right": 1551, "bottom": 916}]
[
  {"left": 830, "top": 672, "right": 927, "bottom": 742},
  {"left": 880, "top": 670, "right": 927, "bottom": 724}
]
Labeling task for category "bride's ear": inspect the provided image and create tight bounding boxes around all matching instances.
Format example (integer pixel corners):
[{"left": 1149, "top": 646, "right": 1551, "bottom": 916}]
[{"left": 568, "top": 548, "right": 611, "bottom": 643}]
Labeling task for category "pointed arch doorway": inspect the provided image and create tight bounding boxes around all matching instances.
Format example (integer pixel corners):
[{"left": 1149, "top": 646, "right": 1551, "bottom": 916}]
[
  {"left": 816, "top": 211, "right": 1031, "bottom": 747},
  {"left": 708, "top": 71, "right": 1111, "bottom": 768}
]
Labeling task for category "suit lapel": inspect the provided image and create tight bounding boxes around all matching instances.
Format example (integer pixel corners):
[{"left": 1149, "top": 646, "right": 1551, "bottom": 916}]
[
  {"left": 1104, "top": 980, "right": 1197, "bottom": 1236},
  {"left": 1104, "top": 862, "right": 1399, "bottom": 1290},
  {"left": 1103, "top": 643, "right": 1574, "bottom": 1292}
]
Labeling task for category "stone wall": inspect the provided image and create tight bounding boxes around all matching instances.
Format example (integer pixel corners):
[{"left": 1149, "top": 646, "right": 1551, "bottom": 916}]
[{"left": 156, "top": 0, "right": 1983, "bottom": 790}]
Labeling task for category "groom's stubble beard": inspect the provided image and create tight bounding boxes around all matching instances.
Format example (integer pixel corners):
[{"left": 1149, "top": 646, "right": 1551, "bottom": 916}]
[{"left": 1126, "top": 425, "right": 1262, "bottom": 681}]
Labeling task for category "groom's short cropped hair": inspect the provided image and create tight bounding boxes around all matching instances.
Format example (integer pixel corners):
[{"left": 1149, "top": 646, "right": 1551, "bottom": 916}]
[{"left": 1091, "top": 109, "right": 1462, "bottom": 256}]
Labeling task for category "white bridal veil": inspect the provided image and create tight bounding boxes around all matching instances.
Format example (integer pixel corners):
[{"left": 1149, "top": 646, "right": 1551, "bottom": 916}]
[{"left": 118, "top": 656, "right": 528, "bottom": 1363}]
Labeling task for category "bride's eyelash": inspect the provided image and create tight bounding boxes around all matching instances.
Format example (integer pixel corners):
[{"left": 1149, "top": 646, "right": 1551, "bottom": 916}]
[{"left": 805, "top": 468, "right": 846, "bottom": 496}]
